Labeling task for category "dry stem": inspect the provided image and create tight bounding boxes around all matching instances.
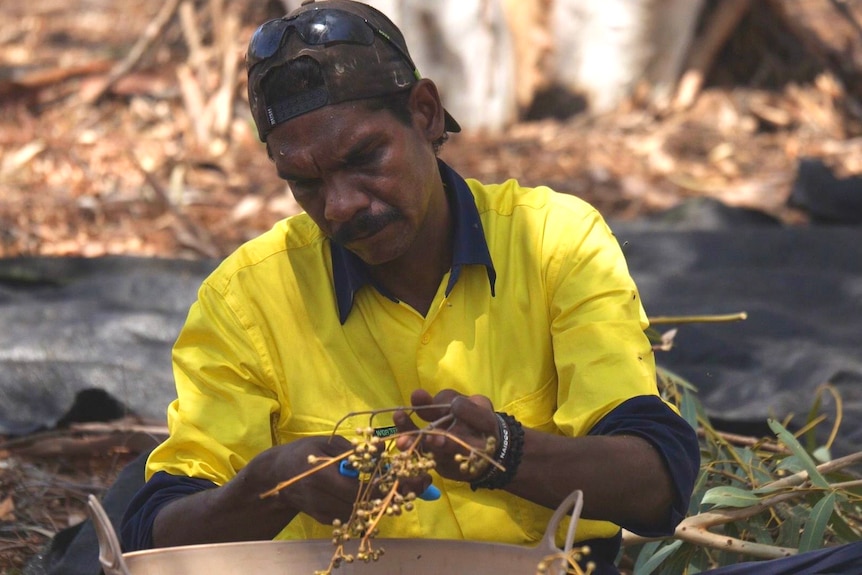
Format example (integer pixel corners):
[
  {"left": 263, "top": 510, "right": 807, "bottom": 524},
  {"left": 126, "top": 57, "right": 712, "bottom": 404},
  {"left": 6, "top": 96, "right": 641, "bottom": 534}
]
[
  {"left": 260, "top": 405, "right": 503, "bottom": 574},
  {"left": 622, "top": 450, "right": 862, "bottom": 558}
]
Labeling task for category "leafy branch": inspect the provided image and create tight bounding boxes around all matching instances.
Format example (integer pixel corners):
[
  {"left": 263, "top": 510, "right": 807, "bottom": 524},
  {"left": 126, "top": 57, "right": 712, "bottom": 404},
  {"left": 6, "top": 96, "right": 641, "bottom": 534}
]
[{"left": 622, "top": 363, "right": 862, "bottom": 574}]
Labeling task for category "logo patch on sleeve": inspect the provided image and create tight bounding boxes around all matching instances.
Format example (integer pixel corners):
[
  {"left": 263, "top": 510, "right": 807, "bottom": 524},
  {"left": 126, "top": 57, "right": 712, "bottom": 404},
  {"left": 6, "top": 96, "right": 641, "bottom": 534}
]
[{"left": 373, "top": 425, "right": 398, "bottom": 438}]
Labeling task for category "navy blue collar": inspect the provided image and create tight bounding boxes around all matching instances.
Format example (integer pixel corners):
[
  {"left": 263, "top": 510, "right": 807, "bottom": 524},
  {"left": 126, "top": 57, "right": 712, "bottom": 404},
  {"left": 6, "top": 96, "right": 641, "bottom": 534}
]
[{"left": 331, "top": 159, "right": 496, "bottom": 324}]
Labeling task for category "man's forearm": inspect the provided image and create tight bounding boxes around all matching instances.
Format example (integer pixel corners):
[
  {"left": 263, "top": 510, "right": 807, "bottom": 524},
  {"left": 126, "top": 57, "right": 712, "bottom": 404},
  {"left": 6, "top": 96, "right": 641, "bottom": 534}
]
[
  {"left": 152, "top": 455, "right": 299, "bottom": 547},
  {"left": 506, "top": 431, "right": 675, "bottom": 530}
]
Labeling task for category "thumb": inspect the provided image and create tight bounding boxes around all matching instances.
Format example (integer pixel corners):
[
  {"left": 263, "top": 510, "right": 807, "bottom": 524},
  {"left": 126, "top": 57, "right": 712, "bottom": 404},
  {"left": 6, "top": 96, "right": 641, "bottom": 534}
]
[{"left": 393, "top": 408, "right": 420, "bottom": 451}]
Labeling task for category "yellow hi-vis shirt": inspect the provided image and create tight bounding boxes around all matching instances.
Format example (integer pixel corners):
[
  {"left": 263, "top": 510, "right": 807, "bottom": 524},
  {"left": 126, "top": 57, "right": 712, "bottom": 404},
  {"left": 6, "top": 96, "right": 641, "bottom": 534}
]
[{"left": 146, "top": 167, "right": 658, "bottom": 546}]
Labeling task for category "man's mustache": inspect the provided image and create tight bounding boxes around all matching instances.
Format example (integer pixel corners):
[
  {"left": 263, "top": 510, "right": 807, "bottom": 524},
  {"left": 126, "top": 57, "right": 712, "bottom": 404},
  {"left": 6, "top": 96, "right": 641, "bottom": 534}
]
[{"left": 333, "top": 209, "right": 403, "bottom": 245}]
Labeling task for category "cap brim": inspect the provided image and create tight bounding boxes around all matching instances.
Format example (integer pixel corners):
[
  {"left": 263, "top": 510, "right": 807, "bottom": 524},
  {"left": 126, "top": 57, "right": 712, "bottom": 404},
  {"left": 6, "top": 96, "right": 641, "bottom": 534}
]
[{"left": 444, "top": 109, "right": 461, "bottom": 133}]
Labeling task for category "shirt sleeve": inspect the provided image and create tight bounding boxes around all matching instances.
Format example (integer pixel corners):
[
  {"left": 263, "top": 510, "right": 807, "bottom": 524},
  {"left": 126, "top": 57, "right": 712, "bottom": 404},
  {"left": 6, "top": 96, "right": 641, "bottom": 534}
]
[
  {"left": 120, "top": 471, "right": 217, "bottom": 551},
  {"left": 146, "top": 280, "right": 281, "bottom": 485},
  {"left": 545, "top": 204, "right": 660, "bottom": 435},
  {"left": 543, "top": 201, "right": 699, "bottom": 536},
  {"left": 588, "top": 395, "right": 701, "bottom": 536}
]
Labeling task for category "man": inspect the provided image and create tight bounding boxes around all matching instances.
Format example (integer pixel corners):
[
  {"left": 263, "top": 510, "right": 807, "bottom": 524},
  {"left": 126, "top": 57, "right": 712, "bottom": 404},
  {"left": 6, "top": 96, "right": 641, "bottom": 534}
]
[{"left": 120, "top": 1, "right": 700, "bottom": 573}]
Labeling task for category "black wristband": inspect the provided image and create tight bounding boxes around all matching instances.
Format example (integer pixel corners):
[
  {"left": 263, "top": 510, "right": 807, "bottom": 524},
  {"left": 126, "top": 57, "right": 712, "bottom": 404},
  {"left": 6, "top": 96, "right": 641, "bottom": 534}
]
[{"left": 470, "top": 412, "right": 524, "bottom": 491}]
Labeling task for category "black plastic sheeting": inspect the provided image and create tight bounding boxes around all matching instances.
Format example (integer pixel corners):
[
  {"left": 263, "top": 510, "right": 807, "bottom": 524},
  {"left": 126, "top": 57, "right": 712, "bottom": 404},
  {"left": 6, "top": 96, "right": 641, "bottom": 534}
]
[
  {"left": 0, "top": 257, "right": 216, "bottom": 434},
  {"left": 614, "top": 223, "right": 862, "bottom": 455},
  {"left": 1, "top": 223, "right": 860, "bottom": 454},
  {"left": 9, "top": 196, "right": 862, "bottom": 575}
]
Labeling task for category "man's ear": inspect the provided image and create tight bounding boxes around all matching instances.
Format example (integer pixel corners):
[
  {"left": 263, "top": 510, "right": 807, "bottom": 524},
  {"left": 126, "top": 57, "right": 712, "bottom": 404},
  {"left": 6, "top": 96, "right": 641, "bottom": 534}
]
[{"left": 409, "top": 79, "right": 446, "bottom": 142}]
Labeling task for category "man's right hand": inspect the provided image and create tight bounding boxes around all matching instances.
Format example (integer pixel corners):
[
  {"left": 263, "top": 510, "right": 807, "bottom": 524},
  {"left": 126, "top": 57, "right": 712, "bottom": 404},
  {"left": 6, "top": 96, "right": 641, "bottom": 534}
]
[
  {"left": 152, "top": 434, "right": 360, "bottom": 547},
  {"left": 256, "top": 435, "right": 361, "bottom": 526}
]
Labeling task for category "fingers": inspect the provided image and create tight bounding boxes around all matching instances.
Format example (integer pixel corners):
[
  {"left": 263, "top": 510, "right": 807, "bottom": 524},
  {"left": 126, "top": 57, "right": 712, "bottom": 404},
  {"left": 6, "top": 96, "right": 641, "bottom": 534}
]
[
  {"left": 396, "top": 474, "right": 433, "bottom": 499},
  {"left": 393, "top": 406, "right": 420, "bottom": 451},
  {"left": 274, "top": 437, "right": 359, "bottom": 525},
  {"left": 450, "top": 394, "right": 497, "bottom": 436}
]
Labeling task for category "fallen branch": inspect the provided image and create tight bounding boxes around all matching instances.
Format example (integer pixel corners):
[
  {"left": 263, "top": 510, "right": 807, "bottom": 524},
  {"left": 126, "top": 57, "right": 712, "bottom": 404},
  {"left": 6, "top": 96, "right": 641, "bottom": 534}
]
[
  {"left": 622, "top": 450, "right": 862, "bottom": 556},
  {"left": 672, "top": 0, "right": 754, "bottom": 111},
  {"left": 0, "top": 420, "right": 167, "bottom": 458},
  {"left": 129, "top": 151, "right": 222, "bottom": 258},
  {"left": 77, "top": 0, "right": 183, "bottom": 105},
  {"left": 0, "top": 60, "right": 114, "bottom": 99}
]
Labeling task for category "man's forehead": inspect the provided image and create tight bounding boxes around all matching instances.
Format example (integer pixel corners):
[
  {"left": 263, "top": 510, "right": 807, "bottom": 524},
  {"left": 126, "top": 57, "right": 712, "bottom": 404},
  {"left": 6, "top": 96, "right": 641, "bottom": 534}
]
[{"left": 269, "top": 103, "right": 392, "bottom": 169}]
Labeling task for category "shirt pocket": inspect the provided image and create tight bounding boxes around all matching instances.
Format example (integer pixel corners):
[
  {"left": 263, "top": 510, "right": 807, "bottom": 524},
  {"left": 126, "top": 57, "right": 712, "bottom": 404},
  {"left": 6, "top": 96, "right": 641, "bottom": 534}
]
[{"left": 497, "top": 373, "right": 559, "bottom": 434}]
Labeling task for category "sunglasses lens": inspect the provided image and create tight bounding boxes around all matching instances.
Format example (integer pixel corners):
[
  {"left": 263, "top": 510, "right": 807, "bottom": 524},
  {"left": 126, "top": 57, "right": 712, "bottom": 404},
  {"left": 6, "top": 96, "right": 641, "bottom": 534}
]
[
  {"left": 248, "top": 9, "right": 416, "bottom": 88},
  {"left": 248, "top": 19, "right": 289, "bottom": 68},
  {"left": 295, "top": 11, "right": 375, "bottom": 46}
]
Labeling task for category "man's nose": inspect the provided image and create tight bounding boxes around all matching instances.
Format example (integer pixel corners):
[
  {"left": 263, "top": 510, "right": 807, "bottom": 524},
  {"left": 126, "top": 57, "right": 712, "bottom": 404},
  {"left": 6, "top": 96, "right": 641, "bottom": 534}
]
[{"left": 323, "top": 176, "right": 370, "bottom": 223}]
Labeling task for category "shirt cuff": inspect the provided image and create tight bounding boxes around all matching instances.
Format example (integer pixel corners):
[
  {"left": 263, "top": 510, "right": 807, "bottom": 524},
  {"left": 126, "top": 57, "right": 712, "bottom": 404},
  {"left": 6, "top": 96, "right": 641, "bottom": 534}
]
[
  {"left": 588, "top": 395, "right": 700, "bottom": 537},
  {"left": 120, "top": 471, "right": 217, "bottom": 551}
]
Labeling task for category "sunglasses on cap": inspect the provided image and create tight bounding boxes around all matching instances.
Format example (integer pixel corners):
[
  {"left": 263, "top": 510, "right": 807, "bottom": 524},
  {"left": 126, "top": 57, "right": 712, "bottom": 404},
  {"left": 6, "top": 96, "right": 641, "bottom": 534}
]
[{"left": 246, "top": 8, "right": 420, "bottom": 80}]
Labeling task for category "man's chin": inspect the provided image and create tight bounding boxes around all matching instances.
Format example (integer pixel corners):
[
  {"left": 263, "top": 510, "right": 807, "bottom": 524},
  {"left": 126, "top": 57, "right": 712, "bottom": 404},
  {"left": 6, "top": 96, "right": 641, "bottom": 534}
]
[
  {"left": 346, "top": 237, "right": 405, "bottom": 267},
  {"left": 340, "top": 223, "right": 407, "bottom": 265},
  {"left": 348, "top": 246, "right": 399, "bottom": 267}
]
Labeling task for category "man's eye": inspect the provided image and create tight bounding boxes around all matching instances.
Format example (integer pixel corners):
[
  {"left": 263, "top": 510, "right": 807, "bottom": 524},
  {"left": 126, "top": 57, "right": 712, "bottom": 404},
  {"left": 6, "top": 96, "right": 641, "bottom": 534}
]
[
  {"left": 349, "top": 149, "right": 383, "bottom": 169},
  {"left": 289, "top": 179, "right": 320, "bottom": 196}
]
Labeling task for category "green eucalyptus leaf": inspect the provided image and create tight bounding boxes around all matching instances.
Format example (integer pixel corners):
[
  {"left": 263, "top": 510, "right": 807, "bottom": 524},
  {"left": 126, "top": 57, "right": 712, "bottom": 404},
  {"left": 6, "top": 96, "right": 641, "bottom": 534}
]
[
  {"left": 633, "top": 539, "right": 683, "bottom": 575},
  {"left": 747, "top": 514, "right": 775, "bottom": 545},
  {"left": 680, "top": 390, "right": 699, "bottom": 431},
  {"left": 812, "top": 446, "right": 832, "bottom": 464},
  {"left": 830, "top": 509, "right": 861, "bottom": 542},
  {"left": 686, "top": 550, "right": 712, "bottom": 574},
  {"left": 778, "top": 504, "right": 808, "bottom": 548},
  {"left": 804, "top": 394, "right": 824, "bottom": 453},
  {"left": 751, "top": 483, "right": 782, "bottom": 495},
  {"left": 701, "top": 485, "right": 762, "bottom": 508},
  {"left": 633, "top": 541, "right": 663, "bottom": 572},
  {"left": 767, "top": 419, "right": 830, "bottom": 489},
  {"left": 775, "top": 455, "right": 804, "bottom": 474},
  {"left": 689, "top": 470, "right": 711, "bottom": 515},
  {"left": 654, "top": 544, "right": 695, "bottom": 575},
  {"left": 799, "top": 492, "right": 836, "bottom": 552},
  {"left": 657, "top": 366, "right": 700, "bottom": 392}
]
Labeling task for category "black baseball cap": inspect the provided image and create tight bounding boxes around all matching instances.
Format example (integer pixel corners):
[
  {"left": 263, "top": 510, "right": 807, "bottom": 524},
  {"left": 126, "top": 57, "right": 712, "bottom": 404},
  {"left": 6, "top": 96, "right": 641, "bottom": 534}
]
[{"left": 246, "top": 0, "right": 461, "bottom": 142}]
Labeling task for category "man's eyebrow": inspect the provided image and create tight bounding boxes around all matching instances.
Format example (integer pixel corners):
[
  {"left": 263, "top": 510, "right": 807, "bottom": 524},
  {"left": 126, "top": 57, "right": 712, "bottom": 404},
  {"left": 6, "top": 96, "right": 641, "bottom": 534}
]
[
  {"left": 341, "top": 133, "right": 384, "bottom": 163},
  {"left": 274, "top": 132, "right": 384, "bottom": 180}
]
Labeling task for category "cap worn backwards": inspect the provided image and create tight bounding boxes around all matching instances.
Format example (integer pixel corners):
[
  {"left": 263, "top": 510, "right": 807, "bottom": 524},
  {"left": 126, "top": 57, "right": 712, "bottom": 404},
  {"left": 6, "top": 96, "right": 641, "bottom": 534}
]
[{"left": 246, "top": 0, "right": 460, "bottom": 142}]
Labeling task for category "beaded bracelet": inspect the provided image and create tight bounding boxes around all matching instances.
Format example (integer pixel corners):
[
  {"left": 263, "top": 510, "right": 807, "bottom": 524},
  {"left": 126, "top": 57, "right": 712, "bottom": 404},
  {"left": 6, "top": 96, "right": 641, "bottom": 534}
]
[{"left": 470, "top": 412, "right": 524, "bottom": 491}]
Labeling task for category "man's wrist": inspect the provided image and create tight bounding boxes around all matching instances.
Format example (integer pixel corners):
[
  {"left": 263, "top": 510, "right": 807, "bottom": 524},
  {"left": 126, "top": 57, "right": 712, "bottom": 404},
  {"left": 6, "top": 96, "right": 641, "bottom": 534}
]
[{"left": 470, "top": 412, "right": 524, "bottom": 491}]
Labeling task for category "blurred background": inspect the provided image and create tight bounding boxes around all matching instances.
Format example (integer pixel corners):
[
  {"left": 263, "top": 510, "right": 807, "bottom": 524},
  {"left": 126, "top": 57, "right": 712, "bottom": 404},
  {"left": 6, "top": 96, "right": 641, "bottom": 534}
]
[
  {"left": 3, "top": 0, "right": 862, "bottom": 260},
  {"left": 2, "top": 0, "right": 862, "bottom": 572}
]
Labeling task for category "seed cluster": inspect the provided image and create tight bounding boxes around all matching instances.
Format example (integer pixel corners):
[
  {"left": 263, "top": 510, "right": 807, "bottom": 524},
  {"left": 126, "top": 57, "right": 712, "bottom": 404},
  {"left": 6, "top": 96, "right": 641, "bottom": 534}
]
[
  {"left": 261, "top": 407, "right": 508, "bottom": 575},
  {"left": 313, "top": 426, "right": 443, "bottom": 574},
  {"left": 536, "top": 545, "right": 595, "bottom": 575},
  {"left": 455, "top": 435, "right": 496, "bottom": 475}
]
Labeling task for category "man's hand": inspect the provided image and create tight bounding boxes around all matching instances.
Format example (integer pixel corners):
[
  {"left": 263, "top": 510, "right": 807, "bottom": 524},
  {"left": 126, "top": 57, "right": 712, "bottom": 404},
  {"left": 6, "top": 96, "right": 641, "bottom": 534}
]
[
  {"left": 392, "top": 389, "right": 499, "bottom": 482},
  {"left": 265, "top": 435, "right": 365, "bottom": 525},
  {"left": 152, "top": 434, "right": 365, "bottom": 547}
]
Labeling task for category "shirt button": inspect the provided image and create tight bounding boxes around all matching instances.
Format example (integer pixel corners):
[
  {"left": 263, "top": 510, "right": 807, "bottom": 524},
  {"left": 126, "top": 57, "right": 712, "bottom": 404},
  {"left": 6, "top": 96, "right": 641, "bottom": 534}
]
[{"left": 421, "top": 334, "right": 431, "bottom": 344}]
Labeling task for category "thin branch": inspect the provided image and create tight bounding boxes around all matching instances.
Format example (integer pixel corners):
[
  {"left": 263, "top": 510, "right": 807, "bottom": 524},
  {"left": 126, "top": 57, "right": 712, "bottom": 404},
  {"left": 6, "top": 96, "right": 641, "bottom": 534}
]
[
  {"left": 697, "top": 428, "right": 786, "bottom": 453},
  {"left": 623, "top": 450, "right": 862, "bottom": 556},
  {"left": 760, "top": 450, "right": 862, "bottom": 491},
  {"left": 129, "top": 151, "right": 222, "bottom": 258},
  {"left": 674, "top": 526, "right": 796, "bottom": 559},
  {"left": 330, "top": 403, "right": 454, "bottom": 437},
  {"left": 259, "top": 450, "right": 354, "bottom": 498},
  {"left": 77, "top": 0, "right": 183, "bottom": 105},
  {"left": 672, "top": 0, "right": 754, "bottom": 111},
  {"left": 649, "top": 312, "right": 748, "bottom": 325}
]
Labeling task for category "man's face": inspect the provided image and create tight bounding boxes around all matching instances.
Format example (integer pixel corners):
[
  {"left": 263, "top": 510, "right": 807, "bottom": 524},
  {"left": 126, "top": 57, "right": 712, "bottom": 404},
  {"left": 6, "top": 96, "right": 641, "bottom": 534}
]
[{"left": 266, "top": 96, "right": 441, "bottom": 266}]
